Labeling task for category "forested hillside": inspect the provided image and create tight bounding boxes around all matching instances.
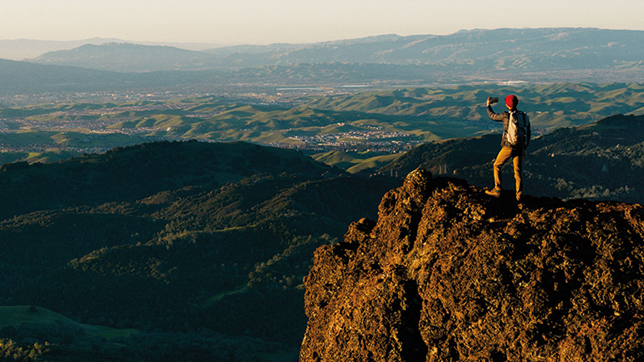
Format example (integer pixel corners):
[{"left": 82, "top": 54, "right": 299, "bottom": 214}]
[{"left": 0, "top": 141, "right": 399, "bottom": 361}]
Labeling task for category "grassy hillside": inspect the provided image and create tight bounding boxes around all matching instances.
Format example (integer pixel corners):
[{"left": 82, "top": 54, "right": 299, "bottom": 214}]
[{"left": 312, "top": 151, "right": 402, "bottom": 173}]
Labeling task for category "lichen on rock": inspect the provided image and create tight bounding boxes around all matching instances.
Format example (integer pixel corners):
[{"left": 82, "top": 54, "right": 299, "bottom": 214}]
[{"left": 301, "top": 169, "right": 644, "bottom": 361}]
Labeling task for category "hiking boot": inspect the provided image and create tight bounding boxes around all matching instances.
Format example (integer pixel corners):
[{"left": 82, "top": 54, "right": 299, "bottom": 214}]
[{"left": 485, "top": 188, "right": 502, "bottom": 198}]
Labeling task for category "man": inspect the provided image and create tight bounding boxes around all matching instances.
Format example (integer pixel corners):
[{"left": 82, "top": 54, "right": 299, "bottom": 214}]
[{"left": 485, "top": 94, "right": 531, "bottom": 201}]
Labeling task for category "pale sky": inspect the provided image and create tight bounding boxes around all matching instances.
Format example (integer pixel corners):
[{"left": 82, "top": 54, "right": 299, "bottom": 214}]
[{"left": 2, "top": 0, "right": 644, "bottom": 45}]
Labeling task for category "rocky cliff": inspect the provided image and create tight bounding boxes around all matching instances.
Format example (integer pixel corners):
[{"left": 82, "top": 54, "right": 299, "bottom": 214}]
[{"left": 301, "top": 169, "right": 644, "bottom": 361}]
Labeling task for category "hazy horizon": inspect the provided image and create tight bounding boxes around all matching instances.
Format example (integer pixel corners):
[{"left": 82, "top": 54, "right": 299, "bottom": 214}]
[{"left": 3, "top": 0, "right": 644, "bottom": 46}]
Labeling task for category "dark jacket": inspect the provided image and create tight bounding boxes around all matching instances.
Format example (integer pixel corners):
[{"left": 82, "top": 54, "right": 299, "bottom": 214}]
[{"left": 487, "top": 106, "right": 531, "bottom": 148}]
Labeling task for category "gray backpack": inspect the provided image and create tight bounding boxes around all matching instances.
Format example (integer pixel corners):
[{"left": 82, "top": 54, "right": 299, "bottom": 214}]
[{"left": 507, "top": 110, "right": 529, "bottom": 148}]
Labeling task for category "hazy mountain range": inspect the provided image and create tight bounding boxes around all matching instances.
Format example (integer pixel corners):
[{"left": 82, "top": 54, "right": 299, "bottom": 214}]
[
  {"left": 0, "top": 28, "right": 644, "bottom": 94},
  {"left": 26, "top": 28, "right": 644, "bottom": 72},
  {"left": 0, "top": 37, "right": 219, "bottom": 61}
]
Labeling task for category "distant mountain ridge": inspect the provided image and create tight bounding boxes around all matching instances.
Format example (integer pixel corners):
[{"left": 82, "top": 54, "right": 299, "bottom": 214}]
[
  {"left": 0, "top": 37, "right": 123, "bottom": 60},
  {"left": 0, "top": 37, "right": 219, "bottom": 60},
  {"left": 31, "top": 42, "right": 220, "bottom": 72},
  {"left": 27, "top": 28, "right": 644, "bottom": 75},
  {"left": 219, "top": 27, "right": 644, "bottom": 68}
]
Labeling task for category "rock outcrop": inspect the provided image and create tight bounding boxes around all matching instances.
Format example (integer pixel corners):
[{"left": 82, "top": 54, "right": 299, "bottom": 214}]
[{"left": 301, "top": 169, "right": 644, "bottom": 361}]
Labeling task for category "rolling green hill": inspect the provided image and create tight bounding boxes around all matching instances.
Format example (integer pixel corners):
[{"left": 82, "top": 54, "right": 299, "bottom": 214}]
[
  {"left": 303, "top": 83, "right": 644, "bottom": 131},
  {"left": 312, "top": 150, "right": 403, "bottom": 173},
  {"left": 2, "top": 83, "right": 644, "bottom": 169}
]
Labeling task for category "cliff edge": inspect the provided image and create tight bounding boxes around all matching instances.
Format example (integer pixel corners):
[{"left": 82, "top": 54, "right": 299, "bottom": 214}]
[{"left": 301, "top": 169, "right": 644, "bottom": 361}]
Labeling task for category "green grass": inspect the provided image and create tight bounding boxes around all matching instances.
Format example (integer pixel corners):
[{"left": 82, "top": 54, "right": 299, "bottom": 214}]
[
  {"left": 313, "top": 151, "right": 403, "bottom": 173},
  {"left": 346, "top": 153, "right": 402, "bottom": 173}
]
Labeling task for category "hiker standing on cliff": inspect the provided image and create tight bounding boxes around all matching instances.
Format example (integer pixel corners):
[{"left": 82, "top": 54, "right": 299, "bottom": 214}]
[{"left": 485, "top": 95, "right": 531, "bottom": 202}]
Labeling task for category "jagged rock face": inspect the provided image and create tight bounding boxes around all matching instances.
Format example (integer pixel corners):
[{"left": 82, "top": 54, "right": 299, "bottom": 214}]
[{"left": 301, "top": 169, "right": 644, "bottom": 361}]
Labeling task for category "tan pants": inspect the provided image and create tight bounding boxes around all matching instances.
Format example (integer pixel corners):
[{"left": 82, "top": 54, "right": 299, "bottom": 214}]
[{"left": 493, "top": 146, "right": 524, "bottom": 194}]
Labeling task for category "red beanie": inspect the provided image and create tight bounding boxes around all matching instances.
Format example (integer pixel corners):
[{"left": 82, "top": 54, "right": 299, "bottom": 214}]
[{"left": 506, "top": 95, "right": 519, "bottom": 109}]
